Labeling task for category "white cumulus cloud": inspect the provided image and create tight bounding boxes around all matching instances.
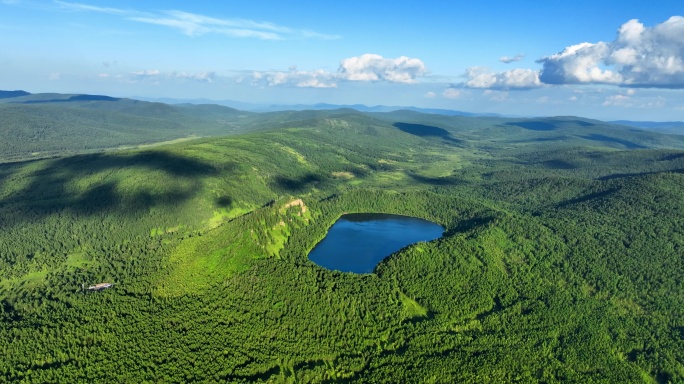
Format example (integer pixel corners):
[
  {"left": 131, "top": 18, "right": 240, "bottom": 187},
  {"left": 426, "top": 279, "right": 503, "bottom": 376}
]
[
  {"left": 131, "top": 69, "right": 161, "bottom": 77},
  {"left": 602, "top": 94, "right": 632, "bottom": 106},
  {"left": 174, "top": 71, "right": 216, "bottom": 82},
  {"left": 469, "top": 16, "right": 684, "bottom": 91},
  {"left": 338, "top": 54, "right": 428, "bottom": 83},
  {"left": 128, "top": 69, "right": 216, "bottom": 83},
  {"left": 442, "top": 88, "right": 461, "bottom": 99},
  {"left": 251, "top": 67, "right": 337, "bottom": 88},
  {"left": 538, "top": 16, "right": 684, "bottom": 88},
  {"left": 464, "top": 67, "right": 541, "bottom": 89},
  {"left": 250, "top": 54, "right": 428, "bottom": 88},
  {"left": 601, "top": 90, "right": 665, "bottom": 108},
  {"left": 483, "top": 90, "right": 509, "bottom": 102},
  {"left": 538, "top": 42, "right": 622, "bottom": 84}
]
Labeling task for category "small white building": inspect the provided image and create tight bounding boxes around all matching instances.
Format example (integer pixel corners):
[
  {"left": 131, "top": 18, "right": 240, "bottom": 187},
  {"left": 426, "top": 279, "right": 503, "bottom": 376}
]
[{"left": 87, "top": 283, "right": 113, "bottom": 291}]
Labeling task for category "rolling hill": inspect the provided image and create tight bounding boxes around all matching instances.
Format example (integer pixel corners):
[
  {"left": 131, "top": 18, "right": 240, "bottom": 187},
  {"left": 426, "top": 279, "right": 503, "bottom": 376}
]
[
  {"left": 0, "top": 91, "right": 258, "bottom": 162},
  {"left": 3, "top": 90, "right": 684, "bottom": 165},
  {"left": 611, "top": 120, "right": 684, "bottom": 135},
  {"left": 0, "top": 91, "right": 683, "bottom": 382}
]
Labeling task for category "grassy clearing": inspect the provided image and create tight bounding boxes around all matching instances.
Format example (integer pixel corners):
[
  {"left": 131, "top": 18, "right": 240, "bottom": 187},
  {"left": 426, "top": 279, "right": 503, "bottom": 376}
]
[
  {"left": 157, "top": 199, "right": 311, "bottom": 296},
  {"left": 416, "top": 152, "right": 464, "bottom": 177},
  {"left": 0, "top": 269, "right": 48, "bottom": 291},
  {"left": 398, "top": 290, "right": 428, "bottom": 319},
  {"left": 155, "top": 221, "right": 261, "bottom": 297},
  {"left": 207, "top": 205, "right": 254, "bottom": 229},
  {"left": 375, "top": 171, "right": 407, "bottom": 183},
  {"left": 278, "top": 144, "right": 309, "bottom": 167},
  {"left": 332, "top": 171, "right": 355, "bottom": 179},
  {"left": 378, "top": 159, "right": 397, "bottom": 165},
  {"left": 111, "top": 135, "right": 202, "bottom": 151},
  {"left": 65, "top": 252, "right": 89, "bottom": 269},
  {"left": 265, "top": 221, "right": 290, "bottom": 258}
]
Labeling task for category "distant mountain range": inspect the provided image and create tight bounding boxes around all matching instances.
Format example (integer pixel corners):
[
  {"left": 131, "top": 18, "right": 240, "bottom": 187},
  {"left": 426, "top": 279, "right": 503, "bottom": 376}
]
[
  {"left": 0, "top": 90, "right": 257, "bottom": 163},
  {"left": 256, "top": 103, "right": 504, "bottom": 117},
  {"left": 609, "top": 120, "right": 684, "bottom": 135},
  {"left": 139, "top": 96, "right": 684, "bottom": 131},
  {"left": 2, "top": 89, "right": 684, "bottom": 164},
  {"left": 8, "top": 91, "right": 496, "bottom": 117},
  {"left": 6, "top": 90, "right": 684, "bottom": 126},
  {"left": 0, "top": 90, "right": 31, "bottom": 99},
  {"left": 137, "top": 96, "right": 503, "bottom": 117}
]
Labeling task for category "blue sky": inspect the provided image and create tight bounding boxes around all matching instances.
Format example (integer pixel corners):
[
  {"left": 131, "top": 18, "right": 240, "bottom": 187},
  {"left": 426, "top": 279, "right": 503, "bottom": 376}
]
[{"left": 1, "top": 0, "right": 684, "bottom": 120}]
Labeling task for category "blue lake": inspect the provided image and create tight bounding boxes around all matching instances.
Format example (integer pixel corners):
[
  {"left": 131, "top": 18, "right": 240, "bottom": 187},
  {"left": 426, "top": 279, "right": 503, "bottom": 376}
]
[{"left": 308, "top": 213, "right": 444, "bottom": 273}]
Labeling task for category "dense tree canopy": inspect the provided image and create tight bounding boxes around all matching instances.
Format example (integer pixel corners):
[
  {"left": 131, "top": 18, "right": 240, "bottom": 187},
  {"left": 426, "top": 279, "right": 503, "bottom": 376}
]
[{"left": 1, "top": 101, "right": 683, "bottom": 382}]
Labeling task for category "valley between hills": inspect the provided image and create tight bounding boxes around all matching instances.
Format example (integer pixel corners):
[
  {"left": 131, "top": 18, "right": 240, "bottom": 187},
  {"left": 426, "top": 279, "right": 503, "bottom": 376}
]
[{"left": 1, "top": 92, "right": 683, "bottom": 382}]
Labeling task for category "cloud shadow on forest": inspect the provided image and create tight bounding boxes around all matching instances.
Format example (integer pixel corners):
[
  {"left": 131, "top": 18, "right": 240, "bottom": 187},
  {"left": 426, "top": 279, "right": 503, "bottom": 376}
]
[
  {"left": 659, "top": 153, "right": 684, "bottom": 161},
  {"left": 505, "top": 121, "right": 557, "bottom": 131},
  {"left": 442, "top": 215, "right": 496, "bottom": 238},
  {"left": 0, "top": 151, "right": 228, "bottom": 224},
  {"left": 597, "top": 169, "right": 684, "bottom": 181},
  {"left": 272, "top": 173, "right": 323, "bottom": 192},
  {"left": 505, "top": 119, "right": 595, "bottom": 132},
  {"left": 540, "top": 159, "right": 577, "bottom": 170},
  {"left": 407, "top": 172, "right": 463, "bottom": 186},
  {"left": 392, "top": 122, "right": 462, "bottom": 144},
  {"left": 17, "top": 94, "right": 121, "bottom": 104},
  {"left": 556, "top": 189, "right": 618, "bottom": 208},
  {"left": 579, "top": 134, "right": 646, "bottom": 149},
  {"left": 510, "top": 136, "right": 569, "bottom": 144}
]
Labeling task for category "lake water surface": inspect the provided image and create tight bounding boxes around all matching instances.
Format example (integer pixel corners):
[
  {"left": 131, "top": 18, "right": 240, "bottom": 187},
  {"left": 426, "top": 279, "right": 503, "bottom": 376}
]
[{"left": 308, "top": 213, "right": 444, "bottom": 273}]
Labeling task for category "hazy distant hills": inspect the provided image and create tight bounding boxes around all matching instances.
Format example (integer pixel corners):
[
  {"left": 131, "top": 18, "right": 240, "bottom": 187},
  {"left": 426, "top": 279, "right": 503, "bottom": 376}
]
[
  {"left": 610, "top": 120, "right": 684, "bottom": 135},
  {"left": 138, "top": 95, "right": 503, "bottom": 116},
  {"left": 2, "top": 89, "right": 684, "bottom": 163},
  {"left": 0, "top": 90, "right": 31, "bottom": 99},
  {"left": 0, "top": 90, "right": 258, "bottom": 162},
  {"left": 255, "top": 102, "right": 504, "bottom": 117}
]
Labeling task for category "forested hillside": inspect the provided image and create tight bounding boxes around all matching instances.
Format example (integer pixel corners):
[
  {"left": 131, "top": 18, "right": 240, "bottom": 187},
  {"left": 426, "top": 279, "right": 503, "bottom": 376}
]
[
  {"left": 0, "top": 95, "right": 683, "bottom": 382},
  {"left": 0, "top": 92, "right": 257, "bottom": 162},
  {"left": 3, "top": 90, "right": 684, "bottom": 164}
]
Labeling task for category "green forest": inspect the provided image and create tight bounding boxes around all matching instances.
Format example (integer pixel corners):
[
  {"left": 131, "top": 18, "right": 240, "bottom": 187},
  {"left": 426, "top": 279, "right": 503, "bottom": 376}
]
[{"left": 0, "top": 92, "right": 683, "bottom": 382}]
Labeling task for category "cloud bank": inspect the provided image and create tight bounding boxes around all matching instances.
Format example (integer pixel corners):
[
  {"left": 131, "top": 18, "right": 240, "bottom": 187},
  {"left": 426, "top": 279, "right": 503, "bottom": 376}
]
[
  {"left": 466, "top": 16, "right": 684, "bottom": 90},
  {"left": 250, "top": 54, "right": 428, "bottom": 88}
]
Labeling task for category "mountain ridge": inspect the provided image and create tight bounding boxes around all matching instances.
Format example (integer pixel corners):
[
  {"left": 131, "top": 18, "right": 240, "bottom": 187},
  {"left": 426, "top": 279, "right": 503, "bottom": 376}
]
[{"left": 3, "top": 90, "right": 684, "bottom": 164}]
